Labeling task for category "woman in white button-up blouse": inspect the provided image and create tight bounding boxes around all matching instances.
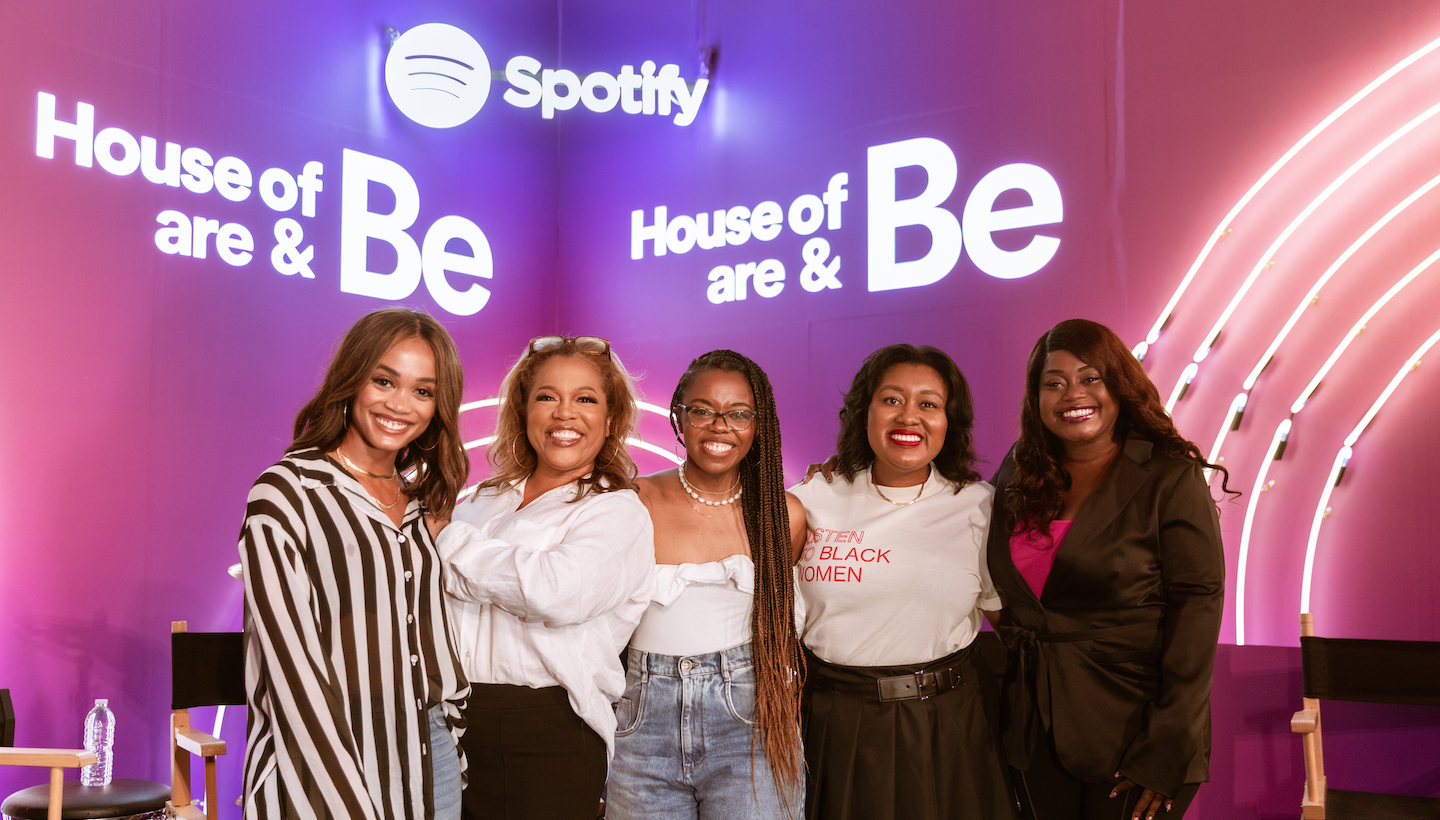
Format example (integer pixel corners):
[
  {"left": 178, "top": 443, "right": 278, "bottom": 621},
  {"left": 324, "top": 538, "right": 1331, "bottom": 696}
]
[{"left": 433, "top": 336, "right": 654, "bottom": 820}]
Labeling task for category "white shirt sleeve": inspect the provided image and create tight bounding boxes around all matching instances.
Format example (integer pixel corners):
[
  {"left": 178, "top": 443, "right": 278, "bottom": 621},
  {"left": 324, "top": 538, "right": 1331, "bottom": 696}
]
[{"left": 438, "top": 492, "right": 654, "bottom": 628}]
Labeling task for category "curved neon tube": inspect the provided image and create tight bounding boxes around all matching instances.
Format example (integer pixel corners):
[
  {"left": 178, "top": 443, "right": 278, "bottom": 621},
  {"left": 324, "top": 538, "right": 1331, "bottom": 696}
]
[
  {"left": 1344, "top": 327, "right": 1440, "bottom": 446},
  {"left": 1164, "top": 363, "right": 1198, "bottom": 413},
  {"left": 1192, "top": 99, "right": 1440, "bottom": 366},
  {"left": 1203, "top": 392, "right": 1247, "bottom": 482},
  {"left": 1141, "top": 35, "right": 1440, "bottom": 347},
  {"left": 1291, "top": 245, "right": 1440, "bottom": 413},
  {"left": 1235, "top": 418, "right": 1292, "bottom": 646},
  {"left": 1300, "top": 446, "right": 1350, "bottom": 614},
  {"left": 1300, "top": 326, "right": 1440, "bottom": 614},
  {"left": 1243, "top": 172, "right": 1440, "bottom": 390}
]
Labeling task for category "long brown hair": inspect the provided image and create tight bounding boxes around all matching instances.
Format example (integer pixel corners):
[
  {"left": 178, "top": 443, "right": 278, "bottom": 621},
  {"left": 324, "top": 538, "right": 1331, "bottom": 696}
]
[
  {"left": 1006, "top": 319, "right": 1234, "bottom": 533},
  {"left": 669, "top": 350, "right": 803, "bottom": 805},
  {"left": 290, "top": 308, "right": 469, "bottom": 520},
  {"left": 481, "top": 338, "right": 638, "bottom": 498},
  {"left": 831, "top": 343, "right": 980, "bottom": 489}
]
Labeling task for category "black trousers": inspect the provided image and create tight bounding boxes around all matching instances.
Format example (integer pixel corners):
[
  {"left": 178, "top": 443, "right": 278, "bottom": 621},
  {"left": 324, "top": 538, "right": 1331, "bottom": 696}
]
[
  {"left": 461, "top": 683, "right": 607, "bottom": 820},
  {"left": 1011, "top": 729, "right": 1199, "bottom": 820}
]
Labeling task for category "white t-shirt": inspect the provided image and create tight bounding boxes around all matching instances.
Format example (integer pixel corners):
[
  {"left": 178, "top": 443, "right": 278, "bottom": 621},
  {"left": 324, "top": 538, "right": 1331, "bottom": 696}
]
[{"left": 790, "top": 470, "right": 999, "bottom": 667}]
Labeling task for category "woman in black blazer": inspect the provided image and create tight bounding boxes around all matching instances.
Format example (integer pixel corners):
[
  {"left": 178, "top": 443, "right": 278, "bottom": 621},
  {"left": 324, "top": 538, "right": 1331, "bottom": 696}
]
[{"left": 988, "top": 319, "right": 1231, "bottom": 820}]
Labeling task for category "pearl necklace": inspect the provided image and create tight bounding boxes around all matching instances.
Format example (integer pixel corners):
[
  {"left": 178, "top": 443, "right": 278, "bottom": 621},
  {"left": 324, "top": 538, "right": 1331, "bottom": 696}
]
[
  {"left": 678, "top": 461, "right": 742, "bottom": 506},
  {"left": 871, "top": 467, "right": 927, "bottom": 507}
]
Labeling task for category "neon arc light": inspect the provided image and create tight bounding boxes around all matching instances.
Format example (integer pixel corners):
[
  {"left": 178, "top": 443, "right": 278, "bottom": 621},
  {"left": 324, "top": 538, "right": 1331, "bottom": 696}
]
[
  {"left": 1234, "top": 418, "right": 1291, "bottom": 646},
  {"left": 1189, "top": 99, "right": 1440, "bottom": 367},
  {"left": 1300, "top": 327, "right": 1440, "bottom": 613},
  {"left": 1291, "top": 244, "right": 1440, "bottom": 413},
  {"left": 1141, "top": 35, "right": 1440, "bottom": 347}
]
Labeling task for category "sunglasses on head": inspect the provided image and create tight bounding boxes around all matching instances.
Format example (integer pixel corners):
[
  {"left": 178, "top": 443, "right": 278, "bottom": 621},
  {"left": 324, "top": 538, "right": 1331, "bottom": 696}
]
[{"left": 527, "top": 335, "right": 611, "bottom": 358}]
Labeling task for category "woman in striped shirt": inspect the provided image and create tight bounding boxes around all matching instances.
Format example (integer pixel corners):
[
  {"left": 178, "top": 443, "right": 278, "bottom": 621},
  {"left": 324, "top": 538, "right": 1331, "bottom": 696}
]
[{"left": 240, "top": 308, "right": 471, "bottom": 820}]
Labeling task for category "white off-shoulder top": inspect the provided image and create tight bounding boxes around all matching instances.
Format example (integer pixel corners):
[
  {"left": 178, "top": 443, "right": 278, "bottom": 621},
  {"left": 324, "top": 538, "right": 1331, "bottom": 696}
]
[{"left": 629, "top": 554, "right": 754, "bottom": 656}]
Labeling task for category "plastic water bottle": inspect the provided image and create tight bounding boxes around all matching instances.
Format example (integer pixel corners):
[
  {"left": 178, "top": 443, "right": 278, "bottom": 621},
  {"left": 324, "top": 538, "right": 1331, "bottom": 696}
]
[{"left": 81, "top": 699, "right": 114, "bottom": 787}]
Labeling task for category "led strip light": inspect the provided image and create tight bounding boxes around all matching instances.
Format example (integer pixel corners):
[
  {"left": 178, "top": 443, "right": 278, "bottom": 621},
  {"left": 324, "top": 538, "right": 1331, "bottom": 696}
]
[
  {"left": 1234, "top": 418, "right": 1292, "bottom": 646},
  {"left": 1291, "top": 245, "right": 1440, "bottom": 413},
  {"left": 1138, "top": 35, "right": 1440, "bottom": 351},
  {"left": 1231, "top": 246, "right": 1440, "bottom": 641},
  {"left": 1299, "top": 327, "right": 1440, "bottom": 613},
  {"left": 1175, "top": 97, "right": 1440, "bottom": 411},
  {"left": 1203, "top": 180, "right": 1440, "bottom": 471}
]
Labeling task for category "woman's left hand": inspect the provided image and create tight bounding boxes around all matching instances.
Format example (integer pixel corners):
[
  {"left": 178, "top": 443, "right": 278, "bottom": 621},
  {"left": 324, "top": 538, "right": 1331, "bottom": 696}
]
[
  {"left": 1111, "top": 774, "right": 1171, "bottom": 820},
  {"left": 426, "top": 514, "right": 450, "bottom": 541}
]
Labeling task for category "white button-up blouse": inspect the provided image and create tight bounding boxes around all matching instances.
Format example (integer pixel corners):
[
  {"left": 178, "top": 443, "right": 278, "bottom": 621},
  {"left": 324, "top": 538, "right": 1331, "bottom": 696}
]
[{"left": 437, "top": 478, "right": 654, "bottom": 757}]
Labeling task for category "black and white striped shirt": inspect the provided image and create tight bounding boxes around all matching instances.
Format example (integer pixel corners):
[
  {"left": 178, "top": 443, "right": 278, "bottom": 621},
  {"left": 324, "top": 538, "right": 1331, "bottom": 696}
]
[{"left": 240, "top": 448, "right": 468, "bottom": 820}]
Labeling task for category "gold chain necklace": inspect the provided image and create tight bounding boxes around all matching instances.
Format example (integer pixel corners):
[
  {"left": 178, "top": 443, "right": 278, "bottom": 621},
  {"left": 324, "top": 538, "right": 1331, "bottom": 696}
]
[
  {"left": 871, "top": 467, "right": 927, "bottom": 507},
  {"left": 335, "top": 446, "right": 398, "bottom": 480},
  {"left": 333, "top": 447, "right": 402, "bottom": 509}
]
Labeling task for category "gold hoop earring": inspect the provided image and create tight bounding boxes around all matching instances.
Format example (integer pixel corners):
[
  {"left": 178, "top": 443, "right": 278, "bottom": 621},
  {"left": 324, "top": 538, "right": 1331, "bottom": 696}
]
[
  {"left": 417, "top": 433, "right": 438, "bottom": 451},
  {"left": 510, "top": 432, "right": 529, "bottom": 468}
]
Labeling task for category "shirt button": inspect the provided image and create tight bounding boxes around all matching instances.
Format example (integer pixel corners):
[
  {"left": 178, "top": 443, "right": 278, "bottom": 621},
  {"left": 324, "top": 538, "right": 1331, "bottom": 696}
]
[
  {"left": 407, "top": 614, "right": 414, "bottom": 624},
  {"left": 417, "top": 698, "right": 423, "bottom": 710},
  {"left": 404, "top": 571, "right": 413, "bottom": 580},
  {"left": 398, "top": 534, "right": 407, "bottom": 543},
  {"left": 411, "top": 654, "right": 419, "bottom": 665}
]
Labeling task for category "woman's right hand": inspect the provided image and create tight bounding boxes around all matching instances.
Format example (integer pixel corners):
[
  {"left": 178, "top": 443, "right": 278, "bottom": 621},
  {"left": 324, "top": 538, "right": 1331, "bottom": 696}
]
[{"left": 802, "top": 455, "right": 840, "bottom": 483}]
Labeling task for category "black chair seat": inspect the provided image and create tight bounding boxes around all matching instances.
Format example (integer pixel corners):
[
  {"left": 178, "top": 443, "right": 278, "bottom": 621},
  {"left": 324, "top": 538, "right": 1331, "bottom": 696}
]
[
  {"left": 1, "top": 778, "right": 170, "bottom": 819},
  {"left": 1325, "top": 789, "right": 1440, "bottom": 820}
]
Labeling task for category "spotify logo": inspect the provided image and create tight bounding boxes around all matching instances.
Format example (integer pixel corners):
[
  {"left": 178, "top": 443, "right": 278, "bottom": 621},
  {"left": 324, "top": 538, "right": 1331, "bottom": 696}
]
[{"left": 385, "top": 23, "right": 492, "bottom": 128}]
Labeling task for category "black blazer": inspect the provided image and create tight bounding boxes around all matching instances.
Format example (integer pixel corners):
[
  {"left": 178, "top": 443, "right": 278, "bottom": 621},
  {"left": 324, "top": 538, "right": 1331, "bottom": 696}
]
[{"left": 987, "top": 436, "right": 1224, "bottom": 798}]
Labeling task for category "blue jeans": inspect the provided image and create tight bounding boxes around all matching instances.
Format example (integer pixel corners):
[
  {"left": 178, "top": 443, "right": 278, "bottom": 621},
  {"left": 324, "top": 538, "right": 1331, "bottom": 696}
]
[
  {"left": 607, "top": 642, "right": 803, "bottom": 820},
  {"left": 430, "top": 704, "right": 461, "bottom": 820}
]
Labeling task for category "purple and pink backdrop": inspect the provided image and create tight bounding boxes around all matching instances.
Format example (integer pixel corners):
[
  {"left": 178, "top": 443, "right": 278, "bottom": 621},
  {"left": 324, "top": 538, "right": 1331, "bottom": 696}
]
[{"left": 3, "top": 1, "right": 1439, "bottom": 817}]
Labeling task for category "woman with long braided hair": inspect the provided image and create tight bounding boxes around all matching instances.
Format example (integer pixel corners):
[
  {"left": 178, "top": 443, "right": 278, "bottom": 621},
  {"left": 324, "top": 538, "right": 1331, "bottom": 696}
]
[
  {"left": 792, "top": 343, "right": 1014, "bottom": 820},
  {"left": 607, "top": 349, "right": 807, "bottom": 819}
]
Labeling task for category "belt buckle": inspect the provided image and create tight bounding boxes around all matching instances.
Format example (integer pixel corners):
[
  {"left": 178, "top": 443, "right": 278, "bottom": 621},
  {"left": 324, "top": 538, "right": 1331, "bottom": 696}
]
[{"left": 915, "top": 670, "right": 930, "bottom": 701}]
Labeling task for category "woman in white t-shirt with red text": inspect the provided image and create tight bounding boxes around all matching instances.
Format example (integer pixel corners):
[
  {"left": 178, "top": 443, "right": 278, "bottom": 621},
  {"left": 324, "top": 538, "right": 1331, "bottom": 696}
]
[{"left": 791, "top": 343, "right": 1015, "bottom": 820}]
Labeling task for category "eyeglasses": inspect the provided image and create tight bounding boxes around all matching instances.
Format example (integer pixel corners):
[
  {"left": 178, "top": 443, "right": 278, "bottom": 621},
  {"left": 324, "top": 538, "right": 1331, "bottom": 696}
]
[
  {"left": 676, "top": 404, "right": 757, "bottom": 432},
  {"left": 527, "top": 335, "right": 611, "bottom": 358}
]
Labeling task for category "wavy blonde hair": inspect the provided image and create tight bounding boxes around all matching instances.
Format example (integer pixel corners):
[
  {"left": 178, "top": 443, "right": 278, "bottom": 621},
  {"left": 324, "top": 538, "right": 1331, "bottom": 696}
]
[{"left": 480, "top": 339, "right": 638, "bottom": 498}]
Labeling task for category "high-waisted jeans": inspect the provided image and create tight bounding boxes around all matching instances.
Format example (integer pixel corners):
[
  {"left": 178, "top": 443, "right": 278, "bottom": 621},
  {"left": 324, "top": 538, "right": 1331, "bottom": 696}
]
[
  {"left": 607, "top": 642, "right": 803, "bottom": 820},
  {"left": 429, "top": 704, "right": 461, "bottom": 820}
]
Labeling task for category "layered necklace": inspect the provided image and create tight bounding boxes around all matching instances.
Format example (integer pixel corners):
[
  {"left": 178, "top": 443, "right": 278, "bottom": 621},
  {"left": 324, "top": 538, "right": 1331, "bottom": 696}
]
[
  {"left": 678, "top": 460, "right": 742, "bottom": 507},
  {"left": 335, "top": 446, "right": 403, "bottom": 510},
  {"left": 871, "top": 466, "right": 928, "bottom": 507}
]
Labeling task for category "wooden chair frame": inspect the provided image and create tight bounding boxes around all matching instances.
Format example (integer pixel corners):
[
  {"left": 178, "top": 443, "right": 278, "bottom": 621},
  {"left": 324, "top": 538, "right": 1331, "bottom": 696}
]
[
  {"left": 169, "top": 620, "right": 229, "bottom": 820},
  {"left": 1291, "top": 613, "right": 1326, "bottom": 818},
  {"left": 0, "top": 747, "right": 98, "bottom": 820}
]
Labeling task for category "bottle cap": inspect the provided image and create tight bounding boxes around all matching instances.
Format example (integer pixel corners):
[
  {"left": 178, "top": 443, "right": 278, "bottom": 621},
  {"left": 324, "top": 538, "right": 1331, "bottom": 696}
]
[{"left": 96, "top": 699, "right": 107, "bottom": 707}]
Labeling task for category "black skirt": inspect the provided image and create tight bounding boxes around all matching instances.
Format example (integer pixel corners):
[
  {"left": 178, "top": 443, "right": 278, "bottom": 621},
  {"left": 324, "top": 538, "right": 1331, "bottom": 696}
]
[{"left": 802, "top": 643, "right": 1018, "bottom": 820}]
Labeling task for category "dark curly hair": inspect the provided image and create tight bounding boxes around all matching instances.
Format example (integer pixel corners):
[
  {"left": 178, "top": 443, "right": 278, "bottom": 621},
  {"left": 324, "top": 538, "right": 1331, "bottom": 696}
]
[
  {"left": 831, "top": 344, "right": 980, "bottom": 490},
  {"left": 668, "top": 350, "right": 804, "bottom": 807},
  {"left": 1006, "top": 319, "right": 1234, "bottom": 533}
]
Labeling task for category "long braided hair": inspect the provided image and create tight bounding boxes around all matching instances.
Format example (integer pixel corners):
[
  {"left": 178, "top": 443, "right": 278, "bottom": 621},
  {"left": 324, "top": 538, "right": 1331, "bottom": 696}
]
[{"left": 669, "top": 350, "right": 805, "bottom": 804}]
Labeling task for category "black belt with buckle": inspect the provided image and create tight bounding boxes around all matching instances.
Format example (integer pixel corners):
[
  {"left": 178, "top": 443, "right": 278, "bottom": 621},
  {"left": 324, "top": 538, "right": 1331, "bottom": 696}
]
[{"left": 876, "top": 664, "right": 964, "bottom": 702}]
